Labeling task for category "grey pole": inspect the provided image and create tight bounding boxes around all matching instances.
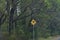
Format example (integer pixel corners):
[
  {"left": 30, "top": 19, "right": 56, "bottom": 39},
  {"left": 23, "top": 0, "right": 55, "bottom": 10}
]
[{"left": 33, "top": 25, "right": 35, "bottom": 40}]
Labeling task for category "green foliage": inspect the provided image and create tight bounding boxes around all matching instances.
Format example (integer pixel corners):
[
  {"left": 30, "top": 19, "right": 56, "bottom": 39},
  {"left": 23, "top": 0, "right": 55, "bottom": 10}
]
[
  {"left": 0, "top": 0, "right": 6, "bottom": 12},
  {"left": 0, "top": 0, "right": 60, "bottom": 40}
]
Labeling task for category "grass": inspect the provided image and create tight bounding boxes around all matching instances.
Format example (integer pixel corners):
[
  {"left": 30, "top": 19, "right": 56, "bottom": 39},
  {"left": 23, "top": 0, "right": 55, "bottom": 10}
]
[{"left": 38, "top": 37, "right": 53, "bottom": 40}]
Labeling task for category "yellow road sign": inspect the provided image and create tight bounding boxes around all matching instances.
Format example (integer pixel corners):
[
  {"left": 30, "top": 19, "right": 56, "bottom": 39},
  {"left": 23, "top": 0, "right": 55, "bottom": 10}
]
[{"left": 31, "top": 19, "right": 36, "bottom": 26}]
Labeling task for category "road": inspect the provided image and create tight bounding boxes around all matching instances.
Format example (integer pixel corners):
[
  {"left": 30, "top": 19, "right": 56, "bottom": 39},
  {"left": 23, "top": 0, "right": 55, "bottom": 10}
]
[{"left": 52, "top": 36, "right": 60, "bottom": 40}]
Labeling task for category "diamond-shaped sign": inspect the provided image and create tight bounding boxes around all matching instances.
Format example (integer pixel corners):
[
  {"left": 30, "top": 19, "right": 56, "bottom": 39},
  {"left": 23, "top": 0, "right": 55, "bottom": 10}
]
[{"left": 31, "top": 19, "right": 36, "bottom": 26}]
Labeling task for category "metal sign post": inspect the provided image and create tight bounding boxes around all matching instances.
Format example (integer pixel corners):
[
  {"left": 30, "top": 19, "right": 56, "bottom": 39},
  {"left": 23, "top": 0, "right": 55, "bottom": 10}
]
[
  {"left": 33, "top": 25, "right": 35, "bottom": 40},
  {"left": 31, "top": 19, "right": 37, "bottom": 40}
]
